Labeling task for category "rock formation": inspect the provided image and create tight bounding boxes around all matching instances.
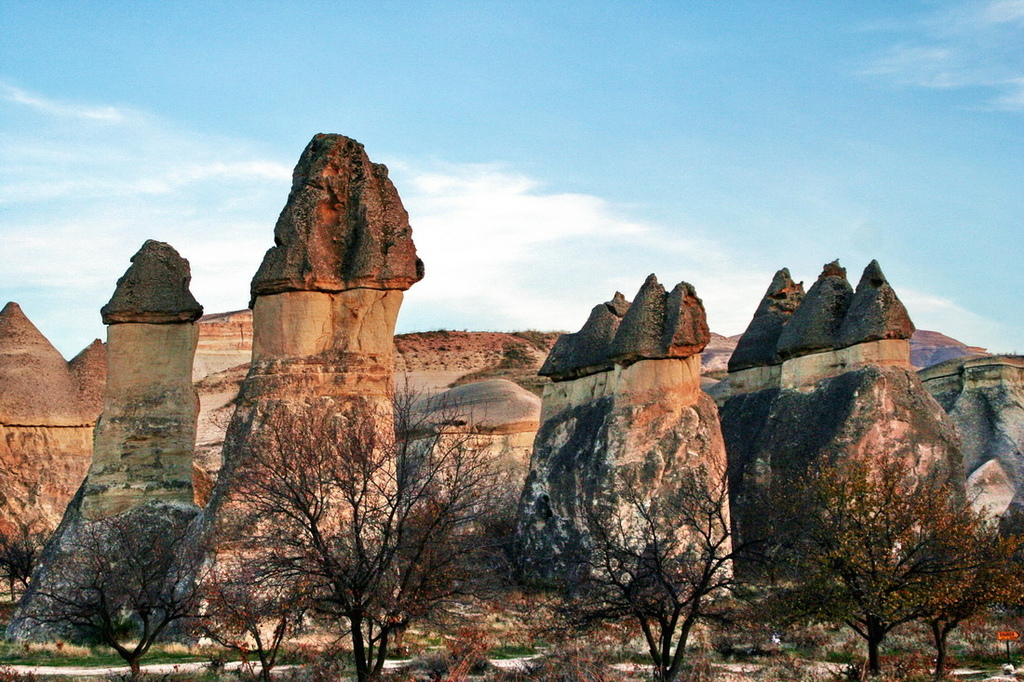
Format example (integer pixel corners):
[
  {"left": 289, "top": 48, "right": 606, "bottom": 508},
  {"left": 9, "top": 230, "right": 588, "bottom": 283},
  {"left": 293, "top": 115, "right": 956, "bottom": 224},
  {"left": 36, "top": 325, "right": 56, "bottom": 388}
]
[
  {"left": 920, "top": 355, "right": 1024, "bottom": 523},
  {"left": 515, "top": 276, "right": 728, "bottom": 585},
  {"left": 0, "top": 304, "right": 104, "bottom": 532},
  {"left": 197, "top": 133, "right": 422, "bottom": 544},
  {"left": 718, "top": 261, "right": 960, "bottom": 568},
  {"left": 9, "top": 240, "right": 203, "bottom": 640},
  {"left": 193, "top": 310, "right": 253, "bottom": 380},
  {"left": 410, "top": 378, "right": 541, "bottom": 494}
]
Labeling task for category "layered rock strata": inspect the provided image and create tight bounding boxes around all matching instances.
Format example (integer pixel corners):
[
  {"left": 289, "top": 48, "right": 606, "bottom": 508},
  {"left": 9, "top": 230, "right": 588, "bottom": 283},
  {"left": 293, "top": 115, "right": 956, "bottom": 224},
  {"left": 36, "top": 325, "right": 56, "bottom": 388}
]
[
  {"left": 198, "top": 133, "right": 422, "bottom": 542},
  {"left": 9, "top": 241, "right": 203, "bottom": 640},
  {"left": 515, "top": 276, "right": 728, "bottom": 585},
  {"left": 0, "top": 304, "right": 104, "bottom": 532},
  {"left": 920, "top": 355, "right": 1024, "bottom": 523},
  {"left": 719, "top": 261, "right": 961, "bottom": 568}
]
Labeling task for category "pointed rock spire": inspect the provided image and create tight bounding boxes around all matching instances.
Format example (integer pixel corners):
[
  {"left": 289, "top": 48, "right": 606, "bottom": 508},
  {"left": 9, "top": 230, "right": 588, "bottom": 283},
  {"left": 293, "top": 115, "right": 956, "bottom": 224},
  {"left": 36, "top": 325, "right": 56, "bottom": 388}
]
[
  {"left": 836, "top": 260, "right": 915, "bottom": 349},
  {"left": 776, "top": 260, "right": 853, "bottom": 360},
  {"left": 68, "top": 339, "right": 106, "bottom": 422},
  {"left": 609, "top": 274, "right": 710, "bottom": 366},
  {"left": 0, "top": 302, "right": 82, "bottom": 425},
  {"left": 100, "top": 240, "right": 203, "bottom": 325},
  {"left": 540, "top": 292, "right": 630, "bottom": 381},
  {"left": 250, "top": 133, "right": 424, "bottom": 305},
  {"left": 729, "top": 269, "right": 806, "bottom": 372}
]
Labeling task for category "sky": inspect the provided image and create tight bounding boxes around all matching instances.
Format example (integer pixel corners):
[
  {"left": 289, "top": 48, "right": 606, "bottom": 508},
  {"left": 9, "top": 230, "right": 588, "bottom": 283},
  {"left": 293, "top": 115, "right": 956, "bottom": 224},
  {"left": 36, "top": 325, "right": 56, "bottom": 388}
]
[{"left": 1, "top": 1, "right": 1021, "bottom": 358}]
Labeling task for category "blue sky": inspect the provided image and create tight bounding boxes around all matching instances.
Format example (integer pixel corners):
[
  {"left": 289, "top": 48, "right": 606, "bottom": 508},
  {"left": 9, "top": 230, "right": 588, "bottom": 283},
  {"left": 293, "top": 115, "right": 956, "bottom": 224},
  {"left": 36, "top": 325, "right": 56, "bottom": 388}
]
[{"left": 1, "top": 1, "right": 1021, "bottom": 358}]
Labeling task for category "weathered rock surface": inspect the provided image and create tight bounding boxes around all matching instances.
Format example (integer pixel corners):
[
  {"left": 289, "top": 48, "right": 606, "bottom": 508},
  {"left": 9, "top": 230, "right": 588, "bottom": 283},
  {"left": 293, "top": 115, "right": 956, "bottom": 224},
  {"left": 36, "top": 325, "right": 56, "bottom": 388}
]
[
  {"left": 728, "top": 269, "right": 804, "bottom": 372},
  {"left": 8, "top": 242, "right": 202, "bottom": 640},
  {"left": 196, "top": 134, "right": 422, "bottom": 561},
  {"left": 0, "top": 303, "right": 87, "bottom": 427},
  {"left": 80, "top": 241, "right": 202, "bottom": 519},
  {"left": 920, "top": 355, "right": 1024, "bottom": 523},
  {"left": 540, "top": 293, "right": 629, "bottom": 381},
  {"left": 0, "top": 304, "right": 102, "bottom": 532},
  {"left": 516, "top": 276, "right": 727, "bottom": 585},
  {"left": 720, "top": 262, "right": 961, "bottom": 568},
  {"left": 250, "top": 133, "right": 423, "bottom": 303},
  {"left": 193, "top": 310, "right": 252, "bottom": 380},
  {"left": 776, "top": 261, "right": 852, "bottom": 360},
  {"left": 608, "top": 275, "right": 710, "bottom": 365},
  {"left": 100, "top": 240, "right": 203, "bottom": 325},
  {"left": 911, "top": 329, "right": 987, "bottom": 368},
  {"left": 836, "top": 260, "right": 915, "bottom": 349},
  {"left": 410, "top": 379, "right": 541, "bottom": 496},
  {"left": 722, "top": 365, "right": 961, "bottom": 558}
]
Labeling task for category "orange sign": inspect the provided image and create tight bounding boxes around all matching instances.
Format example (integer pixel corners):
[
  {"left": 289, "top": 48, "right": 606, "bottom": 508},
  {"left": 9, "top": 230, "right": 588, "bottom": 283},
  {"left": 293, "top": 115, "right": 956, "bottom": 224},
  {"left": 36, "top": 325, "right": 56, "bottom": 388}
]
[{"left": 998, "top": 631, "right": 1020, "bottom": 641}]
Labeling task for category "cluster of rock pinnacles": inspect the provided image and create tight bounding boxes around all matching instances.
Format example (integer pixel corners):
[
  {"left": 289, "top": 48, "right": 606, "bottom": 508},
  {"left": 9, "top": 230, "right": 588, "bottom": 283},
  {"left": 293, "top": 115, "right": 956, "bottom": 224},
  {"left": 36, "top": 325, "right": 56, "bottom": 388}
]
[{"left": 5, "top": 132, "right": 1019, "bottom": 637}]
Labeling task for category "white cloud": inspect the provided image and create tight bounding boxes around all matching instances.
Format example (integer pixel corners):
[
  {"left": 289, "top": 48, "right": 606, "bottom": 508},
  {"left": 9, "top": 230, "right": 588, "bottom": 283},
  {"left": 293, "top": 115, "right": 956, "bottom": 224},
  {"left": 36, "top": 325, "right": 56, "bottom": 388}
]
[
  {"left": 0, "top": 85, "right": 291, "bottom": 356},
  {"left": 389, "top": 162, "right": 771, "bottom": 337},
  {"left": 2, "top": 83, "right": 126, "bottom": 122},
  {"left": 862, "top": 1, "right": 1024, "bottom": 110}
]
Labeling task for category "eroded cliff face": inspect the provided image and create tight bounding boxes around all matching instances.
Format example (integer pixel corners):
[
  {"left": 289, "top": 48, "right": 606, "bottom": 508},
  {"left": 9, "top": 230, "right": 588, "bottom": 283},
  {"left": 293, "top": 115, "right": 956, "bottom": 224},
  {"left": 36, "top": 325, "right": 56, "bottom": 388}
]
[
  {"left": 515, "top": 276, "right": 728, "bottom": 585},
  {"left": 0, "top": 303, "right": 104, "bottom": 532},
  {"left": 719, "top": 261, "right": 961, "bottom": 566},
  {"left": 920, "top": 355, "right": 1024, "bottom": 523}
]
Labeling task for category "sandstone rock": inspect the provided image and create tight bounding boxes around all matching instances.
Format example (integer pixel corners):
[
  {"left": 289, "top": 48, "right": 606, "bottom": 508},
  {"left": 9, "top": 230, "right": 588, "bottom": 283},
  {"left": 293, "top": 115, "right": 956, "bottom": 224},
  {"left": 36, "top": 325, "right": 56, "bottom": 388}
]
[
  {"left": 776, "top": 260, "right": 852, "bottom": 360},
  {"left": 721, "top": 364, "right": 961, "bottom": 572},
  {"left": 0, "top": 302, "right": 85, "bottom": 427},
  {"left": 609, "top": 275, "right": 710, "bottom": 366},
  {"left": 195, "top": 134, "right": 423, "bottom": 574},
  {"left": 836, "top": 260, "right": 914, "bottom": 349},
  {"left": 920, "top": 355, "right": 1024, "bottom": 526},
  {"left": 412, "top": 379, "right": 541, "bottom": 437},
  {"left": 250, "top": 133, "right": 424, "bottom": 303},
  {"left": 728, "top": 269, "right": 804, "bottom": 372},
  {"left": 193, "top": 310, "right": 252, "bottom": 380},
  {"left": 540, "top": 293, "right": 629, "bottom": 381},
  {"left": 68, "top": 339, "right": 106, "bottom": 422},
  {"left": 516, "top": 278, "right": 727, "bottom": 585},
  {"left": 100, "top": 240, "right": 203, "bottom": 325},
  {"left": 911, "top": 329, "right": 987, "bottom": 369}
]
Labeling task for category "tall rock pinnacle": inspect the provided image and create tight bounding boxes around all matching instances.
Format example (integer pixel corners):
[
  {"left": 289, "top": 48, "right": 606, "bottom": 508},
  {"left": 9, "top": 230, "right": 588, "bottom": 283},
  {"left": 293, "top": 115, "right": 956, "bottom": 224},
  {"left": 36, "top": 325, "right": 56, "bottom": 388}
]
[
  {"left": 776, "top": 260, "right": 853, "bottom": 361},
  {"left": 608, "top": 275, "right": 710, "bottom": 366},
  {"left": 250, "top": 133, "right": 424, "bottom": 305},
  {"left": 836, "top": 260, "right": 915, "bottom": 349},
  {"left": 728, "top": 269, "right": 804, "bottom": 372}
]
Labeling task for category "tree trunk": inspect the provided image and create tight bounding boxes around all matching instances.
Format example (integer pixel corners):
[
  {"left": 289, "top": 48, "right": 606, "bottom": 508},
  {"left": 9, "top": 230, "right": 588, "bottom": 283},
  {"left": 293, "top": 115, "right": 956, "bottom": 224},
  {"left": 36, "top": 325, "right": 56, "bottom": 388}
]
[
  {"left": 351, "top": 615, "right": 370, "bottom": 682},
  {"left": 866, "top": 616, "right": 885, "bottom": 677},
  {"left": 931, "top": 620, "right": 949, "bottom": 681}
]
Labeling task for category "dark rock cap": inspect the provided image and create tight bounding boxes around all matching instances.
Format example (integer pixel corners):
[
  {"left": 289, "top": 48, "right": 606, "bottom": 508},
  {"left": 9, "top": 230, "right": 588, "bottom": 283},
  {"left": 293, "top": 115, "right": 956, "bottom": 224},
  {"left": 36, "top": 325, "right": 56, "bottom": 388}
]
[
  {"left": 540, "top": 292, "right": 630, "bottom": 381},
  {"left": 729, "top": 269, "right": 805, "bottom": 372},
  {"left": 776, "top": 260, "right": 853, "bottom": 360},
  {"left": 250, "top": 134, "right": 424, "bottom": 304},
  {"left": 609, "top": 274, "right": 709, "bottom": 366},
  {"left": 101, "top": 241, "right": 203, "bottom": 325},
  {"left": 836, "top": 260, "right": 915, "bottom": 349}
]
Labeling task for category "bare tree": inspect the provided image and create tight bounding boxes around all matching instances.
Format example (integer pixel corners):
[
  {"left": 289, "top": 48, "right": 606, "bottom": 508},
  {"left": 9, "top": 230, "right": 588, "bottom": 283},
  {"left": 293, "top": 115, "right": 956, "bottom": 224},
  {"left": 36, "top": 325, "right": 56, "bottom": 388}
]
[
  {"left": 200, "top": 559, "right": 306, "bottom": 682},
  {"left": 226, "top": 393, "right": 505, "bottom": 682},
  {"left": 29, "top": 505, "right": 200, "bottom": 676},
  {"left": 0, "top": 520, "right": 48, "bottom": 597},
  {"left": 564, "top": 462, "right": 735, "bottom": 682}
]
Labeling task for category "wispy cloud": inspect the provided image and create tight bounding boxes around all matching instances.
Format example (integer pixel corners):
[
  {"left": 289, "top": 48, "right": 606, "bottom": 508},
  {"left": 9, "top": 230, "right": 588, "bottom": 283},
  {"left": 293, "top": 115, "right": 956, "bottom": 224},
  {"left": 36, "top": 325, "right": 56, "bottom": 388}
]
[
  {"left": 862, "top": 0, "right": 1024, "bottom": 110},
  {"left": 390, "top": 161, "right": 772, "bottom": 337},
  {"left": 2, "top": 82, "right": 126, "bottom": 122},
  {"left": 0, "top": 84, "right": 291, "bottom": 355}
]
